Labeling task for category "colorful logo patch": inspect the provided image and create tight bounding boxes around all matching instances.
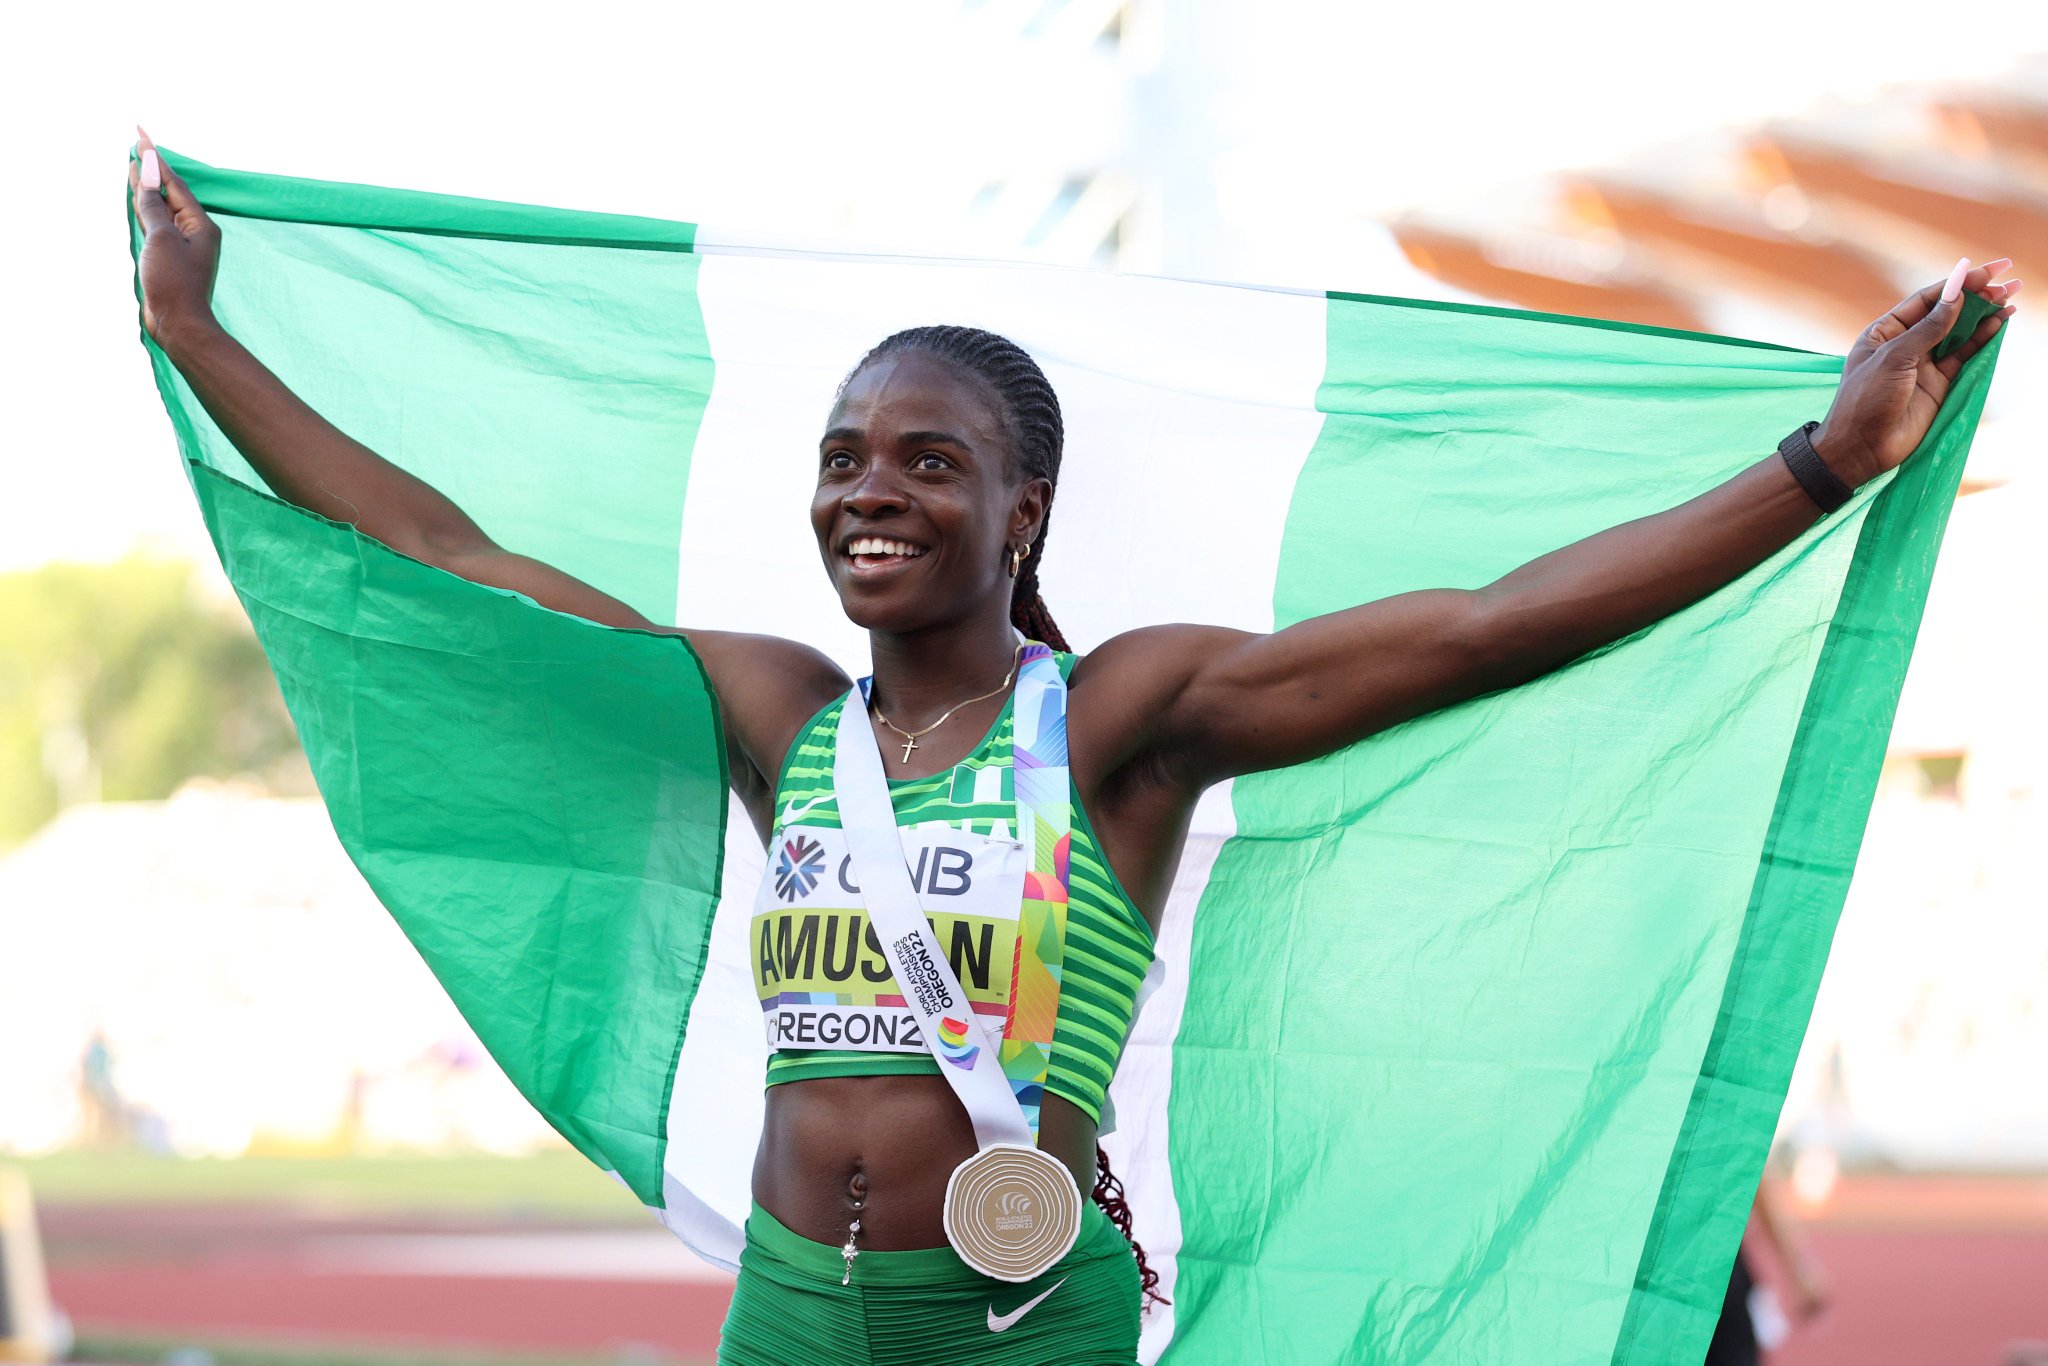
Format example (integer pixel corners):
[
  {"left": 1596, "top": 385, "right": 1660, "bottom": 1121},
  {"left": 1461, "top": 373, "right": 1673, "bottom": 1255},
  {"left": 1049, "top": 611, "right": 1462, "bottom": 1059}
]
[
  {"left": 773, "top": 834, "right": 826, "bottom": 902},
  {"left": 936, "top": 1015, "right": 980, "bottom": 1069}
]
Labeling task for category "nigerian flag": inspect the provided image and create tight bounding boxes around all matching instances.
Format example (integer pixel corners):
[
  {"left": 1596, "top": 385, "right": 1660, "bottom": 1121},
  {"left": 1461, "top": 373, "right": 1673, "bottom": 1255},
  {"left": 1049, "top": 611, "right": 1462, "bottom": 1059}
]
[{"left": 133, "top": 149, "right": 1998, "bottom": 1365}]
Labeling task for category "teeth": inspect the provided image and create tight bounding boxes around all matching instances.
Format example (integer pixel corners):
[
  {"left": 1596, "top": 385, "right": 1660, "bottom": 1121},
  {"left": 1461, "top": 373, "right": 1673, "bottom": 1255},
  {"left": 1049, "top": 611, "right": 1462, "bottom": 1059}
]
[{"left": 847, "top": 537, "right": 927, "bottom": 558}]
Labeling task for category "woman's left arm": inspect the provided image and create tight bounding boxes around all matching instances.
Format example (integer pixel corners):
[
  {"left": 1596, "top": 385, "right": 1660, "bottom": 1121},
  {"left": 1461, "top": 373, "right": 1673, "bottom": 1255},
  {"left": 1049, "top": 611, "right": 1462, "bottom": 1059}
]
[{"left": 1095, "top": 261, "right": 2017, "bottom": 787}]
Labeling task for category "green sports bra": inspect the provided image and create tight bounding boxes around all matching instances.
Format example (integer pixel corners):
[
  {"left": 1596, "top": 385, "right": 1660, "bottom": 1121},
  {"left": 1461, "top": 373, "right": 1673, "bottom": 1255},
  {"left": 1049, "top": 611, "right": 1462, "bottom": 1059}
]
[{"left": 753, "top": 653, "right": 1155, "bottom": 1125}]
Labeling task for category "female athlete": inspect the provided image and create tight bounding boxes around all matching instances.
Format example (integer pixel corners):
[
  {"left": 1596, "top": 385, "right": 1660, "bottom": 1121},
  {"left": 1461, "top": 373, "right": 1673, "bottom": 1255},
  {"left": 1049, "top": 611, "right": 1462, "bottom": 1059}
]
[{"left": 131, "top": 133, "right": 2014, "bottom": 1365}]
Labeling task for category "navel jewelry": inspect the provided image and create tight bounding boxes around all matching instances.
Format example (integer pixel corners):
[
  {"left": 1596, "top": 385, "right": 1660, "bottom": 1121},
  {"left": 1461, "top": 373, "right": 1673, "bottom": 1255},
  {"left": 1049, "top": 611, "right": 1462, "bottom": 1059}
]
[
  {"left": 840, "top": 1215, "right": 862, "bottom": 1285},
  {"left": 841, "top": 1176, "right": 867, "bottom": 1285},
  {"left": 870, "top": 641, "right": 1025, "bottom": 766}
]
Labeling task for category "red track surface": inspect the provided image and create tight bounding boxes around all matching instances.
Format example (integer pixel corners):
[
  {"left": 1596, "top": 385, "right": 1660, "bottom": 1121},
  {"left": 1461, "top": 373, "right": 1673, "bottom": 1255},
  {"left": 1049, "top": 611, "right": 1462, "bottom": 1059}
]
[
  {"left": 45, "top": 1205, "right": 733, "bottom": 1360},
  {"left": 40, "top": 1177, "right": 2048, "bottom": 1363},
  {"left": 1759, "top": 1179, "right": 2048, "bottom": 1366},
  {"left": 1774, "top": 1228, "right": 2048, "bottom": 1366},
  {"left": 55, "top": 1260, "right": 731, "bottom": 1358}
]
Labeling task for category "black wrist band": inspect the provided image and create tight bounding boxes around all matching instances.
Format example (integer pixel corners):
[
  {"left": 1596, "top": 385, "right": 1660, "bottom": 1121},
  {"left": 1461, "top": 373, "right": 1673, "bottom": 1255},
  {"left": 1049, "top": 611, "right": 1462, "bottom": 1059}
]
[{"left": 1778, "top": 420, "right": 1853, "bottom": 515}]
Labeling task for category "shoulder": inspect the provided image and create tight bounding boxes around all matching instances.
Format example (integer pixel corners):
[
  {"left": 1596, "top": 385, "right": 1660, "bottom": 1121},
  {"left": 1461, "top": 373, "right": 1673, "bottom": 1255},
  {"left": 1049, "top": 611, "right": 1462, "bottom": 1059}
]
[
  {"left": 687, "top": 629, "right": 849, "bottom": 711},
  {"left": 1065, "top": 623, "right": 1259, "bottom": 778},
  {"left": 685, "top": 630, "right": 851, "bottom": 800},
  {"left": 1069, "top": 623, "right": 1258, "bottom": 703}
]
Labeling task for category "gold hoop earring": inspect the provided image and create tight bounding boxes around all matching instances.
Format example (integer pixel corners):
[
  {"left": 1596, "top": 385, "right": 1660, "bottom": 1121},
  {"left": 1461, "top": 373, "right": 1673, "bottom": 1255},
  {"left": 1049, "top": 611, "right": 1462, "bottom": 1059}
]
[{"left": 1008, "top": 544, "right": 1029, "bottom": 578}]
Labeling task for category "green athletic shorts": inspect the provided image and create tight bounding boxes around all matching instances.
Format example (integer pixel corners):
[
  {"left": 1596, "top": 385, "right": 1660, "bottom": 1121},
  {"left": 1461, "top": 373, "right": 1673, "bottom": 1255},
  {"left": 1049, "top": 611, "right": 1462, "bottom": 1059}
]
[{"left": 717, "top": 1199, "right": 1141, "bottom": 1365}]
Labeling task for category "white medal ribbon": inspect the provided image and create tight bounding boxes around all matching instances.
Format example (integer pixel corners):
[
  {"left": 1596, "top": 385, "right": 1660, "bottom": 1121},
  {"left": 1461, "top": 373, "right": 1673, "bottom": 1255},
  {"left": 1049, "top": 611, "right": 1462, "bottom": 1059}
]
[{"left": 832, "top": 664, "right": 1081, "bottom": 1281}]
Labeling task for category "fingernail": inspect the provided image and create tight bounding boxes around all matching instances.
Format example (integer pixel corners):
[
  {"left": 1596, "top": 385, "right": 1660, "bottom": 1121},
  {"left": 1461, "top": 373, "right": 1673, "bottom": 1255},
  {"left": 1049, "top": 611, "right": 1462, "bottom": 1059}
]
[
  {"left": 140, "top": 148, "right": 161, "bottom": 191},
  {"left": 1943, "top": 258, "right": 1970, "bottom": 302},
  {"left": 2004, "top": 278, "right": 2023, "bottom": 296}
]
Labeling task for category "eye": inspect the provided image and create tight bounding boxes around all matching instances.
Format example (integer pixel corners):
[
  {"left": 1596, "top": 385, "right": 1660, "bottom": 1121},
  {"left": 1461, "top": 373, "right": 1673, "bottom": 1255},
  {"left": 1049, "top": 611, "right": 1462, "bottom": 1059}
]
[
  {"left": 913, "top": 452, "right": 953, "bottom": 471},
  {"left": 823, "top": 450, "right": 856, "bottom": 471}
]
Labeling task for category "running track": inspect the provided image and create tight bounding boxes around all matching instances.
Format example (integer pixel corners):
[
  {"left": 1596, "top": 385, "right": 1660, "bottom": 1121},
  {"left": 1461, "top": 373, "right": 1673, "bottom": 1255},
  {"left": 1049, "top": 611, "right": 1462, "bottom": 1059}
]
[{"left": 41, "top": 1177, "right": 2048, "bottom": 1363}]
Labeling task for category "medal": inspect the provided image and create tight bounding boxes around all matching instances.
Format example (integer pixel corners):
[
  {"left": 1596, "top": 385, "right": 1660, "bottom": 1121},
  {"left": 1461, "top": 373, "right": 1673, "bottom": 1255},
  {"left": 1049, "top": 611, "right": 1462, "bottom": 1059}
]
[{"left": 942, "top": 1143, "right": 1082, "bottom": 1282}]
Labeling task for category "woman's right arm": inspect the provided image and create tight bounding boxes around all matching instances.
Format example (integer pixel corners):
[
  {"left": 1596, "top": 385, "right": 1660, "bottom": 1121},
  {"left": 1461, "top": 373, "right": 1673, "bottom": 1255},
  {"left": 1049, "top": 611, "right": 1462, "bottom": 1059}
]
[
  {"left": 134, "top": 142, "right": 671, "bottom": 628},
  {"left": 131, "top": 141, "right": 846, "bottom": 828}
]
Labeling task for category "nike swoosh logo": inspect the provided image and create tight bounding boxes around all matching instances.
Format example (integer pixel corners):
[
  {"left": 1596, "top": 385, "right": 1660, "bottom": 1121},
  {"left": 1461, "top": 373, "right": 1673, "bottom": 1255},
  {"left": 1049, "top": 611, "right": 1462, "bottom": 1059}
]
[
  {"left": 987, "top": 1275, "right": 1067, "bottom": 1333},
  {"left": 779, "top": 794, "right": 833, "bottom": 826}
]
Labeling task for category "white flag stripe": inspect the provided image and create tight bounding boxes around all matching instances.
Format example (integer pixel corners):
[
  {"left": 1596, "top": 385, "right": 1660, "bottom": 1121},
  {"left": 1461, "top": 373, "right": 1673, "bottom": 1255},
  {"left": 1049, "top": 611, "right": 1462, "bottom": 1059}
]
[
  {"left": 1111, "top": 782, "right": 1240, "bottom": 1365},
  {"left": 659, "top": 249, "right": 1330, "bottom": 1314},
  {"left": 687, "top": 225, "right": 1331, "bottom": 301},
  {"left": 660, "top": 797, "right": 772, "bottom": 1270},
  {"left": 675, "top": 249, "right": 1328, "bottom": 668}
]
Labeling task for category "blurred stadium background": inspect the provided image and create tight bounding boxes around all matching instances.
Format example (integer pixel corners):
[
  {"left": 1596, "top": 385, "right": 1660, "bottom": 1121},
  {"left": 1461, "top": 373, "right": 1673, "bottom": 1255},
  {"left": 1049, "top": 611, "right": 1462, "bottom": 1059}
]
[{"left": 4, "top": 2, "right": 2044, "bottom": 1362}]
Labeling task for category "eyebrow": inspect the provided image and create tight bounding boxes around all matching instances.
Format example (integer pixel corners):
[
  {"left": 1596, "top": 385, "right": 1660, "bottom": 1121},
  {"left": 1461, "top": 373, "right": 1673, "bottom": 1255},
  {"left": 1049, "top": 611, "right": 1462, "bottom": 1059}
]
[{"left": 819, "top": 427, "right": 974, "bottom": 453}]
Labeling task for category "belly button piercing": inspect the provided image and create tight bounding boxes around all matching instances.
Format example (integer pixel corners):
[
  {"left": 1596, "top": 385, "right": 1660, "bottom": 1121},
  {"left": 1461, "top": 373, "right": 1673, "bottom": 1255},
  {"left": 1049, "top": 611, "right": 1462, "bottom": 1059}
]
[
  {"left": 840, "top": 1215, "right": 862, "bottom": 1285},
  {"left": 841, "top": 1180, "right": 866, "bottom": 1286}
]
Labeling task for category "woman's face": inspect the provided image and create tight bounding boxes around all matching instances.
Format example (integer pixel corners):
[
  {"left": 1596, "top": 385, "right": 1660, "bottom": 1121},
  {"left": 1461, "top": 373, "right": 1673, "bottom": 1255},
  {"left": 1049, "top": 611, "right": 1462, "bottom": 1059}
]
[{"left": 812, "top": 351, "right": 1046, "bottom": 634}]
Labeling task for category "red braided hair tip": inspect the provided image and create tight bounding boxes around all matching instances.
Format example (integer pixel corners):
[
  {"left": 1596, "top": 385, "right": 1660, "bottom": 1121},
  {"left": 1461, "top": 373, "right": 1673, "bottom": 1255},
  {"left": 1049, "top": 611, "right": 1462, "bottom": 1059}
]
[
  {"left": 1011, "top": 592, "right": 1070, "bottom": 653},
  {"left": 1095, "top": 1144, "right": 1169, "bottom": 1309}
]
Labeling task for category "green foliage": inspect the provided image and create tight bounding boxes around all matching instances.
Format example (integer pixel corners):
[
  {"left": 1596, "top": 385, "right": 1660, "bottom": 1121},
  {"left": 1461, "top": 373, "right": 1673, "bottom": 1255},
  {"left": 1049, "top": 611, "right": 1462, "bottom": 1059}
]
[
  {"left": 12, "top": 1149, "right": 639, "bottom": 1218},
  {"left": 0, "top": 554, "right": 311, "bottom": 847}
]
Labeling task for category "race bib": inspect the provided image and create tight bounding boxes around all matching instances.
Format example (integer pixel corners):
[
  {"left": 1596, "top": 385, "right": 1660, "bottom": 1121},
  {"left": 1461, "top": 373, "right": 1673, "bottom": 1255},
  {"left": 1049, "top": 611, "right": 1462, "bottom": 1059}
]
[{"left": 751, "top": 823, "right": 1027, "bottom": 1054}]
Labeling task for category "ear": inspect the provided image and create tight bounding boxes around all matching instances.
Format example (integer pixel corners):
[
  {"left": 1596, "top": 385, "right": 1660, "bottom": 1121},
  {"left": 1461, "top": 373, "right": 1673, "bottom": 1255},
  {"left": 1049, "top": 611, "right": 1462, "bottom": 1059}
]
[{"left": 1009, "top": 477, "right": 1051, "bottom": 548}]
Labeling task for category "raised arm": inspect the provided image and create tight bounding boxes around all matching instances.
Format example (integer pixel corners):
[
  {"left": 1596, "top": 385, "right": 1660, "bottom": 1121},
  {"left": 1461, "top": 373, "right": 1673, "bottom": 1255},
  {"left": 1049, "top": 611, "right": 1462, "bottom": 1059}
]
[
  {"left": 1751, "top": 1175, "right": 1830, "bottom": 1322},
  {"left": 130, "top": 137, "right": 846, "bottom": 826},
  {"left": 1089, "top": 264, "right": 2016, "bottom": 788}
]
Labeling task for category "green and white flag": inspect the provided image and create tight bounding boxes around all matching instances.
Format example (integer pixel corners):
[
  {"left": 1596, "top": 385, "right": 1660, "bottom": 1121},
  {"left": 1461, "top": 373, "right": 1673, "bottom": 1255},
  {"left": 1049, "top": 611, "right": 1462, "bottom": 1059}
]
[{"left": 133, "top": 149, "right": 1998, "bottom": 1365}]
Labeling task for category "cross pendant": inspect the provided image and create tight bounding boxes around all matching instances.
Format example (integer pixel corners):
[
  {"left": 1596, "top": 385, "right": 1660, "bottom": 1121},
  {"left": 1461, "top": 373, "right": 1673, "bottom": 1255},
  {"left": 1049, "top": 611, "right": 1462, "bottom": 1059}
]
[{"left": 898, "top": 734, "right": 919, "bottom": 764}]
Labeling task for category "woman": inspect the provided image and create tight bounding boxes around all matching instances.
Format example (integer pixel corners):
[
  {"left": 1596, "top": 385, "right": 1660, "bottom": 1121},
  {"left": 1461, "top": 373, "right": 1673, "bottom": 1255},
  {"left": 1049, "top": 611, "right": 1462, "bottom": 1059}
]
[{"left": 130, "top": 136, "right": 2012, "bottom": 1364}]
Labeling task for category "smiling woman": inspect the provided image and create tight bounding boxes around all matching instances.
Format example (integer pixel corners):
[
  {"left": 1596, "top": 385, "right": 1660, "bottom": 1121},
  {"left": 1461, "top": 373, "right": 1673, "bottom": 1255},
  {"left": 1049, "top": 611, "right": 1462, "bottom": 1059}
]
[
  {"left": 128, "top": 134, "right": 2012, "bottom": 1366},
  {"left": 817, "top": 327, "right": 1071, "bottom": 656}
]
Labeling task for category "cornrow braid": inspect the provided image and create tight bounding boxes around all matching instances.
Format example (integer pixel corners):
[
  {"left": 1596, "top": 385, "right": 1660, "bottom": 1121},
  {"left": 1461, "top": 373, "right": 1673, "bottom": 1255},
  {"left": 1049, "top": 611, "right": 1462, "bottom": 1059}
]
[
  {"left": 1095, "top": 1144, "right": 1169, "bottom": 1310},
  {"left": 843, "top": 325, "right": 1069, "bottom": 650}
]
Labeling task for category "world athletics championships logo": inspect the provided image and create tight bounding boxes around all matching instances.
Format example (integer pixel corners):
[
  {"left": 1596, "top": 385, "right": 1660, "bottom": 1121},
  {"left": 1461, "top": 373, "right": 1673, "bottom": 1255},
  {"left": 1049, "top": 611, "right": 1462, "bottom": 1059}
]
[
  {"left": 936, "top": 1015, "right": 980, "bottom": 1069},
  {"left": 994, "top": 1189, "right": 1037, "bottom": 1231},
  {"left": 773, "top": 835, "right": 826, "bottom": 902}
]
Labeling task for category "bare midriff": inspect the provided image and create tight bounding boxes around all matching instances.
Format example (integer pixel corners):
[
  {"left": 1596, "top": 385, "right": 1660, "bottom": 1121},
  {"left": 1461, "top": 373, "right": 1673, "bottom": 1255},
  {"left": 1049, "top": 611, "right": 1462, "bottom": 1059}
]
[{"left": 753, "top": 1075, "right": 1098, "bottom": 1249}]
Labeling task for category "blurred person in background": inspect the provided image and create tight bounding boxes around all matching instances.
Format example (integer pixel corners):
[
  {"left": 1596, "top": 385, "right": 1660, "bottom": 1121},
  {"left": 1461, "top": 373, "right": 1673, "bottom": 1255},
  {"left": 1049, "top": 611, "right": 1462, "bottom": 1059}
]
[
  {"left": 77, "top": 1028, "right": 129, "bottom": 1148},
  {"left": 1708, "top": 1175, "right": 1832, "bottom": 1366}
]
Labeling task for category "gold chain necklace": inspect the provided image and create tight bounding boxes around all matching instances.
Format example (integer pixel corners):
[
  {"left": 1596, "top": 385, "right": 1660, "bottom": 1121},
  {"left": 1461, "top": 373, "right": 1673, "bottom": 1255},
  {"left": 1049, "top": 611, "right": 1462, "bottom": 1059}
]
[{"left": 870, "top": 643, "right": 1025, "bottom": 766}]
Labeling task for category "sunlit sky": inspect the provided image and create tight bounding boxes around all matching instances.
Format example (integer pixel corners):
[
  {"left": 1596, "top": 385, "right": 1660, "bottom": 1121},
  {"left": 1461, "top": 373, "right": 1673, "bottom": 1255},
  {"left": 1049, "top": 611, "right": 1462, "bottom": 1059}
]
[{"left": 9, "top": 0, "right": 2047, "bottom": 573}]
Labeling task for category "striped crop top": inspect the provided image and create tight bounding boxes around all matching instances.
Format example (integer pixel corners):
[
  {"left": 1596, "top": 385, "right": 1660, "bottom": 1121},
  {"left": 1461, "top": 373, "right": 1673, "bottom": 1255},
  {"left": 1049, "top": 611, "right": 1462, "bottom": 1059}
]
[{"left": 755, "top": 653, "right": 1155, "bottom": 1124}]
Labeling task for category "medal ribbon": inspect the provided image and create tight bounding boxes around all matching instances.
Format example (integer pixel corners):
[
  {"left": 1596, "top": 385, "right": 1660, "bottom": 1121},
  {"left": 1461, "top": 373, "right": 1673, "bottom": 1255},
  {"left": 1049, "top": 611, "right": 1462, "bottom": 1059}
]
[
  {"left": 998, "top": 642, "right": 1071, "bottom": 1139},
  {"left": 837, "top": 641, "right": 1070, "bottom": 1147}
]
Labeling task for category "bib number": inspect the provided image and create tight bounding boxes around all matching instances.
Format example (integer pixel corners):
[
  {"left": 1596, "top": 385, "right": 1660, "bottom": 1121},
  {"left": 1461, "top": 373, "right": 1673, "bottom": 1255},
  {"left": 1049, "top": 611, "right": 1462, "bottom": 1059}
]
[{"left": 753, "top": 824, "right": 1027, "bottom": 1053}]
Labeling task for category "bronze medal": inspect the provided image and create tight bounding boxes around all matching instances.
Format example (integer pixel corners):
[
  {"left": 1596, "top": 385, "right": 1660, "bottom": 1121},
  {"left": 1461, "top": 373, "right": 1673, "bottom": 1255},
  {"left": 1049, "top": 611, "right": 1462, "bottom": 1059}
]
[{"left": 941, "top": 1142, "right": 1082, "bottom": 1283}]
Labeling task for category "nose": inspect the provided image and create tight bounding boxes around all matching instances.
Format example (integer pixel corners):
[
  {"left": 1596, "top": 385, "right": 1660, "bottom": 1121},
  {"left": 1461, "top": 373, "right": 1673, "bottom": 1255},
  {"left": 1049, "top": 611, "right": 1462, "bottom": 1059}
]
[{"left": 841, "top": 461, "right": 910, "bottom": 518}]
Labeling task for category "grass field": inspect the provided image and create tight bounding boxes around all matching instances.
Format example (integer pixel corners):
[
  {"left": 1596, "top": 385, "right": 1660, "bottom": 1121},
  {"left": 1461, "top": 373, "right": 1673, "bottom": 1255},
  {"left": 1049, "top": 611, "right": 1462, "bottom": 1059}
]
[{"left": 10, "top": 1150, "right": 645, "bottom": 1221}]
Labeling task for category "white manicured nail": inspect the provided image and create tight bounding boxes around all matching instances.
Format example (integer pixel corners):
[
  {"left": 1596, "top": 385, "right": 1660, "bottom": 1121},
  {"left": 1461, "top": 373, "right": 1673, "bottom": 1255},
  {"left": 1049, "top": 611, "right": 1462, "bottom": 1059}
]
[{"left": 1942, "top": 257, "right": 1970, "bottom": 303}]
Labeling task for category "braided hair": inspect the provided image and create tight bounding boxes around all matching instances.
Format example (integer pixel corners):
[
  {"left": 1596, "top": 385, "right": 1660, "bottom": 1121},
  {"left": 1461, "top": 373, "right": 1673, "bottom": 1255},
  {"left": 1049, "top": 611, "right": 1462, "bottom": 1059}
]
[
  {"left": 842, "top": 325, "right": 1070, "bottom": 651},
  {"left": 842, "top": 326, "right": 1166, "bottom": 1309}
]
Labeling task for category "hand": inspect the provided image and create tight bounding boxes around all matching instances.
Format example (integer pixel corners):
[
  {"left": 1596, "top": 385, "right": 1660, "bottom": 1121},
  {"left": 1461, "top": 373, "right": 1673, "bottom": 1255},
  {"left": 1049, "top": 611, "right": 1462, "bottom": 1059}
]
[
  {"left": 130, "top": 126, "right": 222, "bottom": 350},
  {"left": 1813, "top": 257, "right": 2018, "bottom": 485},
  {"left": 1790, "top": 1258, "right": 1831, "bottom": 1323},
  {"left": 1812, "top": 257, "right": 2018, "bottom": 487}
]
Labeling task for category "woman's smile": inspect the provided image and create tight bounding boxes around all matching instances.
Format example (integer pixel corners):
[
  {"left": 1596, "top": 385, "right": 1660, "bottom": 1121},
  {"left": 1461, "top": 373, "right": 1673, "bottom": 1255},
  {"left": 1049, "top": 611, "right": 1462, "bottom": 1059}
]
[{"left": 843, "top": 535, "right": 931, "bottom": 574}]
